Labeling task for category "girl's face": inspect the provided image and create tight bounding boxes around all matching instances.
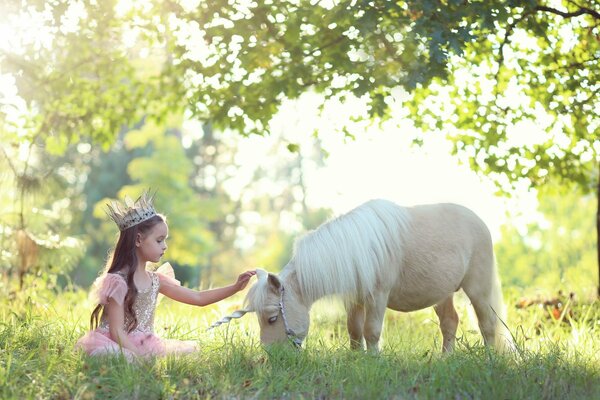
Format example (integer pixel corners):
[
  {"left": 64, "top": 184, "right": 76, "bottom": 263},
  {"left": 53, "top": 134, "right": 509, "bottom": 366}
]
[{"left": 136, "top": 221, "right": 168, "bottom": 264}]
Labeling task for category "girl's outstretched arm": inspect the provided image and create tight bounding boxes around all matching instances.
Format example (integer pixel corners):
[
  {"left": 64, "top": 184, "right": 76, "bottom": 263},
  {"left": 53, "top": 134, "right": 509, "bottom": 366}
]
[{"left": 159, "top": 270, "right": 256, "bottom": 306}]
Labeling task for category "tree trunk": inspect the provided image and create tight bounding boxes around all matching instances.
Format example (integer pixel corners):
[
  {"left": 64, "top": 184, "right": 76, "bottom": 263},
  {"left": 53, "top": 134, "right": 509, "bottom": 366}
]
[{"left": 597, "top": 162, "right": 600, "bottom": 298}]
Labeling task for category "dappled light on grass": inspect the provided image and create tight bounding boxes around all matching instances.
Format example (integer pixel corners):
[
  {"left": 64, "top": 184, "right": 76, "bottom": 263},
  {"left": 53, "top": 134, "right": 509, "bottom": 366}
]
[{"left": 0, "top": 287, "right": 598, "bottom": 399}]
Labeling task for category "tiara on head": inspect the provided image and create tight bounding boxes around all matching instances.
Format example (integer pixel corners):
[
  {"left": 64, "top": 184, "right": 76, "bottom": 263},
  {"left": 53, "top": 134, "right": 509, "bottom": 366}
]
[{"left": 105, "top": 190, "right": 157, "bottom": 231}]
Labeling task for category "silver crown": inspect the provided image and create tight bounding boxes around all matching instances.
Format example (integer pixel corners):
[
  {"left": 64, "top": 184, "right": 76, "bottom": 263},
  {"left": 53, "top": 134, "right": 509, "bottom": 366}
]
[{"left": 105, "top": 190, "right": 157, "bottom": 231}]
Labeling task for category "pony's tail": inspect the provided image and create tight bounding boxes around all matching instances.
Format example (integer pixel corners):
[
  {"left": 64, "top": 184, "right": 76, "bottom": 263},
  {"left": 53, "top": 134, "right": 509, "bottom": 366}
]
[{"left": 489, "top": 265, "right": 515, "bottom": 352}]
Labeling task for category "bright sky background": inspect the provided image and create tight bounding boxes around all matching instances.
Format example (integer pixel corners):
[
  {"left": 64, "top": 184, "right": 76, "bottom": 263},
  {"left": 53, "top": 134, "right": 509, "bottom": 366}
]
[{"left": 228, "top": 91, "right": 541, "bottom": 241}]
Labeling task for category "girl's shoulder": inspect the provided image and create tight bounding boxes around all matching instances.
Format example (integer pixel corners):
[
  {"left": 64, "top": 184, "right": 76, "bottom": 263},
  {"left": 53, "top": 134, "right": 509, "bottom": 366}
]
[{"left": 91, "top": 272, "right": 128, "bottom": 305}]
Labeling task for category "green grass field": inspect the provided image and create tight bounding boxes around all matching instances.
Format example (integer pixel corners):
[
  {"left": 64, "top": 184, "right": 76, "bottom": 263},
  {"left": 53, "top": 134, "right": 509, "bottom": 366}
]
[{"left": 1, "top": 284, "right": 598, "bottom": 399}]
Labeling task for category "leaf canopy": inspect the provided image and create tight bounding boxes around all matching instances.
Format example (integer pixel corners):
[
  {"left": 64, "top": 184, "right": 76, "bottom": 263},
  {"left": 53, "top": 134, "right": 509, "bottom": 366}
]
[{"left": 2, "top": 0, "right": 598, "bottom": 191}]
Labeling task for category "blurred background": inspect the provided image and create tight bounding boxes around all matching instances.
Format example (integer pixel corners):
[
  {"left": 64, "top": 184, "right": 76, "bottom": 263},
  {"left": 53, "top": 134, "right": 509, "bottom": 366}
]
[{"left": 0, "top": 0, "right": 598, "bottom": 300}]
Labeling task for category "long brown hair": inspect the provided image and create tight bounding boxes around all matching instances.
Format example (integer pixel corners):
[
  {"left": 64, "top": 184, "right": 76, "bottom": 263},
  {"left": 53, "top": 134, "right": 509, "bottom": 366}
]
[{"left": 90, "top": 214, "right": 165, "bottom": 333}]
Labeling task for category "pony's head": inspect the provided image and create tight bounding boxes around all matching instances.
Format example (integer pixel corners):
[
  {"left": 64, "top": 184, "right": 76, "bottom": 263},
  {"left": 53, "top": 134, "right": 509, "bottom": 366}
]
[{"left": 244, "top": 268, "right": 310, "bottom": 346}]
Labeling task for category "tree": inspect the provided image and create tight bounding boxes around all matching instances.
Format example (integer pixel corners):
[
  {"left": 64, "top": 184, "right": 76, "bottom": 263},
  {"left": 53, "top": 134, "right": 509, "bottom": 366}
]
[
  {"left": 159, "top": 0, "right": 599, "bottom": 294},
  {"left": 0, "top": 139, "right": 85, "bottom": 289},
  {"left": 71, "top": 136, "right": 146, "bottom": 285},
  {"left": 5, "top": 1, "right": 596, "bottom": 195},
  {"left": 0, "top": 0, "right": 161, "bottom": 287},
  {"left": 3, "top": 1, "right": 598, "bottom": 292},
  {"left": 182, "top": 123, "right": 244, "bottom": 287},
  {"left": 97, "top": 119, "right": 219, "bottom": 281},
  {"left": 0, "top": 0, "right": 161, "bottom": 150},
  {"left": 496, "top": 187, "right": 597, "bottom": 296}
]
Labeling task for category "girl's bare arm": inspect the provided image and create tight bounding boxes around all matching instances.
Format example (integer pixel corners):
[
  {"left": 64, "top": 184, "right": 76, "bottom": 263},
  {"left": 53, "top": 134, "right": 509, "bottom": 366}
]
[
  {"left": 106, "top": 298, "right": 141, "bottom": 355},
  {"left": 159, "top": 270, "right": 256, "bottom": 306}
]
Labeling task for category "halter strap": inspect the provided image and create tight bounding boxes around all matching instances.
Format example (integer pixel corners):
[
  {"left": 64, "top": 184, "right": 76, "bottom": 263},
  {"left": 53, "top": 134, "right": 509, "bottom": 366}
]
[{"left": 279, "top": 285, "right": 303, "bottom": 348}]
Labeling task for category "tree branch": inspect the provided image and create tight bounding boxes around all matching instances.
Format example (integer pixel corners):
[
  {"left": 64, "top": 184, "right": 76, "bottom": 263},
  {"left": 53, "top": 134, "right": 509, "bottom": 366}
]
[
  {"left": 535, "top": 5, "right": 600, "bottom": 20},
  {"left": 0, "top": 145, "right": 18, "bottom": 177},
  {"left": 574, "top": 85, "right": 600, "bottom": 107},
  {"left": 308, "top": 34, "right": 347, "bottom": 57},
  {"left": 493, "top": 9, "right": 534, "bottom": 90},
  {"left": 496, "top": 11, "right": 532, "bottom": 72},
  {"left": 546, "top": 56, "right": 600, "bottom": 71}
]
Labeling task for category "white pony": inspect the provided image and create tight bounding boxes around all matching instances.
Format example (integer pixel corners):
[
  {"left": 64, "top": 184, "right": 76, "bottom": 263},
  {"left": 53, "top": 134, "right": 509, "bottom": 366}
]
[{"left": 216, "top": 199, "right": 512, "bottom": 352}]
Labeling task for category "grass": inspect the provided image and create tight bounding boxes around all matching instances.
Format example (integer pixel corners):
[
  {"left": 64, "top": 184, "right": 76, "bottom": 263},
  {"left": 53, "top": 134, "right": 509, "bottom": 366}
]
[{"left": 1, "top": 284, "right": 599, "bottom": 399}]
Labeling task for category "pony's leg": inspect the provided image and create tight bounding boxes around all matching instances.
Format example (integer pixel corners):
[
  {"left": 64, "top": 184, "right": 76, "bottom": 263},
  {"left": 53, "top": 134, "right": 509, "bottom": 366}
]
[
  {"left": 471, "top": 298, "right": 497, "bottom": 346},
  {"left": 462, "top": 284, "right": 497, "bottom": 346},
  {"left": 346, "top": 303, "right": 365, "bottom": 350},
  {"left": 363, "top": 292, "right": 388, "bottom": 353},
  {"left": 433, "top": 295, "right": 459, "bottom": 352}
]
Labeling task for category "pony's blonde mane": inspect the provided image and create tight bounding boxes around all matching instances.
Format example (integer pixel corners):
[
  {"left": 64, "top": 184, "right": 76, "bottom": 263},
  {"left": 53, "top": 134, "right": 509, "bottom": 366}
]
[
  {"left": 292, "top": 199, "right": 410, "bottom": 303},
  {"left": 244, "top": 200, "right": 411, "bottom": 311}
]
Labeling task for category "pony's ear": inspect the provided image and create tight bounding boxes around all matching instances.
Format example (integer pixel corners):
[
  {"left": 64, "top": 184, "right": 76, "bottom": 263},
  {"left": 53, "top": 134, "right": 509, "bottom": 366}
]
[
  {"left": 256, "top": 268, "right": 268, "bottom": 281},
  {"left": 267, "top": 273, "right": 281, "bottom": 291}
]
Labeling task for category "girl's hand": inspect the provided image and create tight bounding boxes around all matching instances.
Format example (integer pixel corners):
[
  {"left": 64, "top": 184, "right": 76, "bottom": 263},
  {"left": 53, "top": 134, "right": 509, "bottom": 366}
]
[{"left": 235, "top": 270, "right": 256, "bottom": 291}]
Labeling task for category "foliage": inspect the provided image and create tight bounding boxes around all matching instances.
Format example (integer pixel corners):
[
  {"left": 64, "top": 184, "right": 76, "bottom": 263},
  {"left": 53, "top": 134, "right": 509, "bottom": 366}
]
[
  {"left": 0, "top": 0, "right": 160, "bottom": 286},
  {"left": 408, "top": 1, "right": 600, "bottom": 192},
  {"left": 161, "top": 0, "right": 599, "bottom": 191},
  {"left": 4, "top": 1, "right": 597, "bottom": 192},
  {"left": 71, "top": 138, "right": 145, "bottom": 285},
  {"left": 181, "top": 123, "right": 249, "bottom": 287},
  {"left": 0, "top": 0, "right": 164, "bottom": 151},
  {"left": 0, "top": 141, "right": 86, "bottom": 287},
  {"left": 0, "top": 284, "right": 598, "bottom": 399},
  {"left": 74, "top": 118, "right": 327, "bottom": 287},
  {"left": 2, "top": 1, "right": 597, "bottom": 291},
  {"left": 496, "top": 187, "right": 597, "bottom": 294},
  {"left": 90, "top": 121, "right": 218, "bottom": 281},
  {"left": 168, "top": 0, "right": 472, "bottom": 129}
]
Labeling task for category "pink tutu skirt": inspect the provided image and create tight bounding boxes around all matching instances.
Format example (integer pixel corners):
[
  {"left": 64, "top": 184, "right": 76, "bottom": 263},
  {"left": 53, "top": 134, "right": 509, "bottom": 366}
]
[{"left": 76, "top": 329, "right": 198, "bottom": 362}]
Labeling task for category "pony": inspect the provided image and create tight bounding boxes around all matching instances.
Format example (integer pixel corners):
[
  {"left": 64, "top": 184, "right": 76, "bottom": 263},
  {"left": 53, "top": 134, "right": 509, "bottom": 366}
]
[{"left": 214, "top": 199, "right": 513, "bottom": 352}]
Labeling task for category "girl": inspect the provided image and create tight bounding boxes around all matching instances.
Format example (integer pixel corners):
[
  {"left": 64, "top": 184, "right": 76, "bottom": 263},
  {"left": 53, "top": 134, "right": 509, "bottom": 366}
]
[{"left": 76, "top": 191, "right": 256, "bottom": 361}]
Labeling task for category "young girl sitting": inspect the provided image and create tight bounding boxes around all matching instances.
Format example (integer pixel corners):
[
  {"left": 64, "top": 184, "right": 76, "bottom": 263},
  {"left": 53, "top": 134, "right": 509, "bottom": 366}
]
[{"left": 76, "top": 191, "right": 255, "bottom": 361}]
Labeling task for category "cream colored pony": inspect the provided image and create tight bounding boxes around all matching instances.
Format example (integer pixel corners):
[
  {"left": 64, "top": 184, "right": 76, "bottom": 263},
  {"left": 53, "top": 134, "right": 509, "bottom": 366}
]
[{"left": 215, "top": 199, "right": 513, "bottom": 352}]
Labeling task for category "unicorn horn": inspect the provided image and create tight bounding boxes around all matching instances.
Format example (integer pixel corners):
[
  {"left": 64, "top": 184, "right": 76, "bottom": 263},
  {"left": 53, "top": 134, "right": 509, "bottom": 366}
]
[{"left": 207, "top": 309, "right": 251, "bottom": 331}]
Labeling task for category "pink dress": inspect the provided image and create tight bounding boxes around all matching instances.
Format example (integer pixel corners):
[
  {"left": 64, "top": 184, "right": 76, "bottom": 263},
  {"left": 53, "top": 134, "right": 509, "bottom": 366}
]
[{"left": 76, "top": 263, "right": 198, "bottom": 361}]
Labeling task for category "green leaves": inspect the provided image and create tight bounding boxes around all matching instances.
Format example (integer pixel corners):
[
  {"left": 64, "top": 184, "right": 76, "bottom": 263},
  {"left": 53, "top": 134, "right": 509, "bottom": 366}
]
[
  {"left": 286, "top": 143, "right": 300, "bottom": 153},
  {"left": 1, "top": 0, "right": 162, "bottom": 151},
  {"left": 3, "top": 0, "right": 598, "bottom": 195},
  {"left": 405, "top": 1, "right": 599, "bottom": 193},
  {"left": 496, "top": 187, "right": 597, "bottom": 289}
]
